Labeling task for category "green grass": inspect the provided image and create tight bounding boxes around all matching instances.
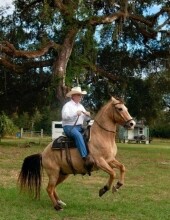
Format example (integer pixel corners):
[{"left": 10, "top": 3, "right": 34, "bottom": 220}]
[{"left": 0, "top": 138, "right": 170, "bottom": 220}]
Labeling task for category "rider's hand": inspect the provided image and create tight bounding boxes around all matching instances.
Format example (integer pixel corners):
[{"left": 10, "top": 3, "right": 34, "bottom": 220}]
[
  {"left": 85, "top": 111, "right": 90, "bottom": 116},
  {"left": 77, "top": 110, "right": 82, "bottom": 116}
]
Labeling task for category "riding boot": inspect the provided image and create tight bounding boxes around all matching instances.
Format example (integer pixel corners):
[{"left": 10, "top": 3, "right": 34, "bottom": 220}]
[{"left": 83, "top": 155, "right": 94, "bottom": 176}]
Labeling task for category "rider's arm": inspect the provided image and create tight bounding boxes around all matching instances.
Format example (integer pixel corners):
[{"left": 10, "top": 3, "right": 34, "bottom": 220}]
[{"left": 62, "top": 104, "right": 77, "bottom": 121}]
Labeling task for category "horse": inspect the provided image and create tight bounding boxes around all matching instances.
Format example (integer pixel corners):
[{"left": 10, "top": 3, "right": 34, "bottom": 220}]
[{"left": 18, "top": 97, "right": 136, "bottom": 211}]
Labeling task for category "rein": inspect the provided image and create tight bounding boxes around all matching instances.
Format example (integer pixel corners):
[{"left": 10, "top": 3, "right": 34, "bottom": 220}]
[
  {"left": 69, "top": 115, "right": 80, "bottom": 135},
  {"left": 94, "top": 119, "right": 116, "bottom": 133}
]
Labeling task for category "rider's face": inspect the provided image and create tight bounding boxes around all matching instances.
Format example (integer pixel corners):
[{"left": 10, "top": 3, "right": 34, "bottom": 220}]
[{"left": 71, "top": 94, "right": 83, "bottom": 103}]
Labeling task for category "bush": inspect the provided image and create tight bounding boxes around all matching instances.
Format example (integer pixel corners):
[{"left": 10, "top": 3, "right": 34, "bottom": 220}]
[
  {"left": 150, "top": 124, "right": 170, "bottom": 138},
  {"left": 0, "top": 112, "right": 18, "bottom": 138}
]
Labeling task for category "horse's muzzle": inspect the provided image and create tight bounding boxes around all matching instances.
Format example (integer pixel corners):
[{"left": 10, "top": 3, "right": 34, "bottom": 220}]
[{"left": 124, "top": 119, "right": 136, "bottom": 129}]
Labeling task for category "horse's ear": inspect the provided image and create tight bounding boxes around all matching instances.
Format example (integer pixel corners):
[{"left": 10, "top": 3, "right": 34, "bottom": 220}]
[{"left": 111, "top": 97, "right": 117, "bottom": 102}]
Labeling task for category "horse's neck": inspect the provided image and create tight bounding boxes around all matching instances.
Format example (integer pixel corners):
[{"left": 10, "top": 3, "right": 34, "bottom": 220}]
[
  {"left": 95, "top": 115, "right": 117, "bottom": 132},
  {"left": 94, "top": 104, "right": 117, "bottom": 133}
]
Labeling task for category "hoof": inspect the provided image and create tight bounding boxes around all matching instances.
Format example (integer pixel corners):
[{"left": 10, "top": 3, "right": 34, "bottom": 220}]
[
  {"left": 58, "top": 200, "right": 67, "bottom": 207},
  {"left": 54, "top": 204, "right": 63, "bottom": 211},
  {"left": 112, "top": 186, "right": 118, "bottom": 193},
  {"left": 115, "top": 181, "right": 123, "bottom": 189},
  {"left": 112, "top": 181, "right": 123, "bottom": 193},
  {"left": 99, "top": 185, "right": 109, "bottom": 197},
  {"left": 99, "top": 188, "right": 105, "bottom": 197}
]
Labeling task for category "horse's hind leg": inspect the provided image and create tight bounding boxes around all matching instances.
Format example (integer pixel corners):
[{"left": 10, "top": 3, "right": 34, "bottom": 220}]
[
  {"left": 46, "top": 169, "right": 64, "bottom": 211},
  {"left": 53, "top": 173, "right": 69, "bottom": 207},
  {"left": 109, "top": 158, "right": 125, "bottom": 192}
]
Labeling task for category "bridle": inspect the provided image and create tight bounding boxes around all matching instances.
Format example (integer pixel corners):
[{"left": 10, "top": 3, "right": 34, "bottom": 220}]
[{"left": 94, "top": 102, "right": 134, "bottom": 133}]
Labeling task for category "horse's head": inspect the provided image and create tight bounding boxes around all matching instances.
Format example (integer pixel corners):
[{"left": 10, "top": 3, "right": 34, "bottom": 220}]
[{"left": 110, "top": 97, "right": 136, "bottom": 129}]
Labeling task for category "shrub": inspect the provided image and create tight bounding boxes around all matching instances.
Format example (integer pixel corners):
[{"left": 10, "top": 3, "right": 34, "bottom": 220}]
[
  {"left": 150, "top": 124, "right": 170, "bottom": 138},
  {"left": 0, "top": 112, "right": 18, "bottom": 138}
]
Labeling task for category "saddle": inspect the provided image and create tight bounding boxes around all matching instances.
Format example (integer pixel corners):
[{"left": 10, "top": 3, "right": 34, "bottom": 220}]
[{"left": 51, "top": 125, "right": 91, "bottom": 150}]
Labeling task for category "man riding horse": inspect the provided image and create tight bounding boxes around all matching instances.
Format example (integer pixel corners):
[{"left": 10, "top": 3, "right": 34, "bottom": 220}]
[
  {"left": 61, "top": 86, "right": 94, "bottom": 173},
  {"left": 18, "top": 95, "right": 136, "bottom": 211}
]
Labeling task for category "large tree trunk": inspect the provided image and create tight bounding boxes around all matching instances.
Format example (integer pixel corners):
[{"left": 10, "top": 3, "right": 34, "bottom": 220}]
[{"left": 53, "top": 28, "right": 79, "bottom": 104}]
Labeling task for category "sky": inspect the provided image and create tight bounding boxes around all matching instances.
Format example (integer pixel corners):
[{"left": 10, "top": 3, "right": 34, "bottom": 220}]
[
  {"left": 0, "top": 0, "right": 14, "bottom": 14},
  {"left": 0, "top": 0, "right": 13, "bottom": 7}
]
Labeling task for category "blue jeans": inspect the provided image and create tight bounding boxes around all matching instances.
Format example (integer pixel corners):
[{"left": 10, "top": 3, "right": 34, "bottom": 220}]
[{"left": 63, "top": 125, "right": 88, "bottom": 158}]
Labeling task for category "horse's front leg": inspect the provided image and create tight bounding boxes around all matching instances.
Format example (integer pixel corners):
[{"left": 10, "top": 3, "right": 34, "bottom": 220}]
[
  {"left": 109, "top": 158, "right": 125, "bottom": 193},
  {"left": 96, "top": 158, "right": 116, "bottom": 197}
]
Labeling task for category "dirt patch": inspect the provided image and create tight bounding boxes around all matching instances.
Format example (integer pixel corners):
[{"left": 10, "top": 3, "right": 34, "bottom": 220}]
[{"left": 0, "top": 168, "right": 19, "bottom": 187}]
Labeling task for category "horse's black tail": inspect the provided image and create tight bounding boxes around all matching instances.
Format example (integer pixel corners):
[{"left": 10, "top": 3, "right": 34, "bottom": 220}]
[{"left": 18, "top": 153, "right": 42, "bottom": 199}]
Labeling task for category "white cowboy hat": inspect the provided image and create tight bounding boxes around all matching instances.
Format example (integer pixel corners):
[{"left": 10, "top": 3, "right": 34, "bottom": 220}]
[{"left": 66, "top": 86, "right": 87, "bottom": 97}]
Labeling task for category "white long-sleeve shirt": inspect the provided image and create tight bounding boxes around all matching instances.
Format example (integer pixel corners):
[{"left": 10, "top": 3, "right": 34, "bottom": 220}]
[{"left": 62, "top": 100, "right": 88, "bottom": 126}]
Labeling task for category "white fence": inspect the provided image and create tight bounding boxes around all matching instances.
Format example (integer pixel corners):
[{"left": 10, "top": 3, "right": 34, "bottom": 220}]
[{"left": 19, "top": 128, "right": 43, "bottom": 138}]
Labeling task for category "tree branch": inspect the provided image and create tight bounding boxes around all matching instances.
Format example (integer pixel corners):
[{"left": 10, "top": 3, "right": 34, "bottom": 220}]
[
  {"left": 82, "top": 62, "right": 119, "bottom": 82},
  {"left": 129, "top": 13, "right": 153, "bottom": 26},
  {"left": 156, "top": 18, "right": 170, "bottom": 32},
  {"left": 130, "top": 7, "right": 170, "bottom": 30},
  {"left": 152, "top": 7, "right": 170, "bottom": 23},
  {"left": 0, "top": 57, "right": 23, "bottom": 73},
  {"left": 52, "top": 0, "right": 69, "bottom": 13},
  {"left": 95, "top": 65, "right": 119, "bottom": 82},
  {"left": 0, "top": 41, "right": 59, "bottom": 58},
  {"left": 0, "top": 58, "right": 53, "bottom": 73},
  {"left": 86, "top": 12, "right": 124, "bottom": 26}
]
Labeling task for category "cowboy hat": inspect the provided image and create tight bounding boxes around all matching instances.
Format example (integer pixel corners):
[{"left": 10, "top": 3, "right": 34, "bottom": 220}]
[{"left": 66, "top": 86, "right": 87, "bottom": 97}]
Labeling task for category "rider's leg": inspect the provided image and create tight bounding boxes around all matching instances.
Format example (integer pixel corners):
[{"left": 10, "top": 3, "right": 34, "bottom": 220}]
[
  {"left": 63, "top": 125, "right": 88, "bottom": 157},
  {"left": 63, "top": 125, "right": 94, "bottom": 173}
]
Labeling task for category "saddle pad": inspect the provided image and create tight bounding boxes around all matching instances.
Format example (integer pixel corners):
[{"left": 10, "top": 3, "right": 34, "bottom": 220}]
[{"left": 52, "top": 136, "right": 75, "bottom": 149}]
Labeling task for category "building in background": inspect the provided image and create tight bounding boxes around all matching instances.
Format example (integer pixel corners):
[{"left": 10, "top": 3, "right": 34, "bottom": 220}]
[{"left": 118, "top": 120, "right": 150, "bottom": 144}]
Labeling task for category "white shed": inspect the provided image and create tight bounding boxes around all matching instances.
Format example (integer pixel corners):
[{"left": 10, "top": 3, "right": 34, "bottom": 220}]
[
  {"left": 52, "top": 121, "right": 63, "bottom": 140},
  {"left": 118, "top": 120, "right": 150, "bottom": 144}
]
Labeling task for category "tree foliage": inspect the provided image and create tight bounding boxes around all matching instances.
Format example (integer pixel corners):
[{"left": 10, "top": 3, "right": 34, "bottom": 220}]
[{"left": 0, "top": 0, "right": 169, "bottom": 126}]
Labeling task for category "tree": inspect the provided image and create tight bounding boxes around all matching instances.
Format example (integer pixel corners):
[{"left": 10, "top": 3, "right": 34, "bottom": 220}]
[
  {"left": 88, "top": 41, "right": 170, "bottom": 122},
  {"left": 0, "top": 0, "right": 169, "bottom": 120}
]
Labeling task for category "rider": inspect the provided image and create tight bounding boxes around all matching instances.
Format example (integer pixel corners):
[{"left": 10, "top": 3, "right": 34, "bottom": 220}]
[{"left": 62, "top": 86, "right": 94, "bottom": 173}]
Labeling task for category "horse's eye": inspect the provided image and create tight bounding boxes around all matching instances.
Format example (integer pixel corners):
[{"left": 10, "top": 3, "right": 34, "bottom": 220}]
[{"left": 118, "top": 108, "right": 123, "bottom": 111}]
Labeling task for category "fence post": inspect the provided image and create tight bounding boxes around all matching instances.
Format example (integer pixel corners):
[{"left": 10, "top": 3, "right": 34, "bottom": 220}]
[
  {"left": 20, "top": 128, "right": 23, "bottom": 138},
  {"left": 41, "top": 129, "right": 43, "bottom": 138}
]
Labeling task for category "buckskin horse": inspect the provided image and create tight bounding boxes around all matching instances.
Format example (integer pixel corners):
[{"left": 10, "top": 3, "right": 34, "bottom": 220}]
[{"left": 18, "top": 97, "right": 136, "bottom": 211}]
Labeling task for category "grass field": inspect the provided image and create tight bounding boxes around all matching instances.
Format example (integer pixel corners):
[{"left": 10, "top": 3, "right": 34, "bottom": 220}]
[{"left": 0, "top": 138, "right": 170, "bottom": 220}]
